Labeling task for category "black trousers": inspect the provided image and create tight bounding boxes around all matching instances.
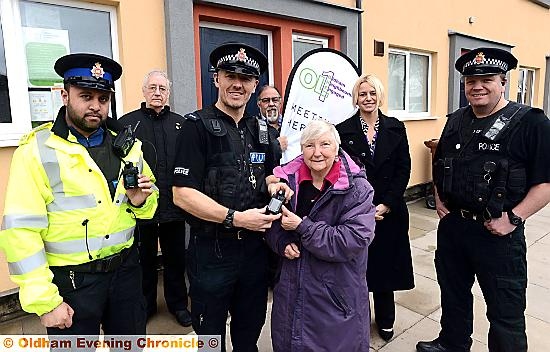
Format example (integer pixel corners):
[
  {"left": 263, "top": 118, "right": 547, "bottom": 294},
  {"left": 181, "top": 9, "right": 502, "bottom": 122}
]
[
  {"left": 372, "top": 291, "right": 395, "bottom": 329},
  {"left": 187, "top": 234, "right": 269, "bottom": 352},
  {"left": 137, "top": 221, "right": 188, "bottom": 317},
  {"left": 47, "top": 245, "right": 145, "bottom": 351},
  {"left": 435, "top": 212, "right": 527, "bottom": 352}
]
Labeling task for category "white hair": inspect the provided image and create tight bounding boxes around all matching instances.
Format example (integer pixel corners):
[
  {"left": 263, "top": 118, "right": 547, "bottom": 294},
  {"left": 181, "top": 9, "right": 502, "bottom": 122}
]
[
  {"left": 142, "top": 70, "right": 171, "bottom": 88},
  {"left": 300, "top": 120, "right": 341, "bottom": 149}
]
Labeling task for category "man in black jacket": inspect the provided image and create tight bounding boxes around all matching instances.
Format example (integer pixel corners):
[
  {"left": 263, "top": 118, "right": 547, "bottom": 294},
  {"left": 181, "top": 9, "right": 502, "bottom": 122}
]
[
  {"left": 173, "top": 43, "right": 284, "bottom": 352},
  {"left": 417, "top": 48, "right": 550, "bottom": 352},
  {"left": 118, "top": 70, "right": 191, "bottom": 327}
]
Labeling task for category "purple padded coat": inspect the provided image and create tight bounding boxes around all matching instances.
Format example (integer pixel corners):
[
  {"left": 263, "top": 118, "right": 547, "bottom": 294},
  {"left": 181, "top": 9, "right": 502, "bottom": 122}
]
[{"left": 266, "top": 150, "right": 376, "bottom": 352}]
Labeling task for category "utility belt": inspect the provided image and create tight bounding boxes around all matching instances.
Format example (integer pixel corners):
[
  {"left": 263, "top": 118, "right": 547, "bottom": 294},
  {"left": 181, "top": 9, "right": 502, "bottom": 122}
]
[
  {"left": 192, "top": 226, "right": 261, "bottom": 241},
  {"left": 449, "top": 208, "right": 489, "bottom": 222},
  {"left": 53, "top": 247, "right": 132, "bottom": 273}
]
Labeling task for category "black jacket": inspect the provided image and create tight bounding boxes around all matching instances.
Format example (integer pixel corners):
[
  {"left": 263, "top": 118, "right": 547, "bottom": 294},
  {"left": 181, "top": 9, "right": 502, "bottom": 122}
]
[
  {"left": 119, "top": 103, "right": 186, "bottom": 222},
  {"left": 336, "top": 111, "right": 414, "bottom": 291},
  {"left": 336, "top": 111, "right": 411, "bottom": 209}
]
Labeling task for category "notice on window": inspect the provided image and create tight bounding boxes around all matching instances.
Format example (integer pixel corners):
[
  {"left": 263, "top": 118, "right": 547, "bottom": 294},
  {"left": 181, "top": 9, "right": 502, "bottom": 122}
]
[
  {"left": 29, "top": 85, "right": 64, "bottom": 122},
  {"left": 23, "top": 27, "right": 69, "bottom": 87},
  {"left": 28, "top": 90, "right": 53, "bottom": 121}
]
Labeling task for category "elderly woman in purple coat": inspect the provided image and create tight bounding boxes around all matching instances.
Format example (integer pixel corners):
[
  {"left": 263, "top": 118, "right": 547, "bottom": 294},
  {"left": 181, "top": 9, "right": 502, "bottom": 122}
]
[{"left": 266, "top": 120, "right": 376, "bottom": 352}]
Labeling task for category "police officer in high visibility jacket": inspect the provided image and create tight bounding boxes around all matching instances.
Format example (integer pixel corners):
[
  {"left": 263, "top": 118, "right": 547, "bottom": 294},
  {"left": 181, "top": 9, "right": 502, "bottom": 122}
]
[
  {"left": 0, "top": 53, "right": 158, "bottom": 337},
  {"left": 172, "top": 43, "right": 284, "bottom": 352},
  {"left": 417, "top": 48, "right": 550, "bottom": 352}
]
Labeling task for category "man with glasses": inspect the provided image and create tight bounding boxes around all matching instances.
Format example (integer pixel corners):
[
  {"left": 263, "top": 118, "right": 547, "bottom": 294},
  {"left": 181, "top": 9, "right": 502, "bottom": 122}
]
[
  {"left": 257, "top": 85, "right": 283, "bottom": 130},
  {"left": 119, "top": 70, "right": 191, "bottom": 327}
]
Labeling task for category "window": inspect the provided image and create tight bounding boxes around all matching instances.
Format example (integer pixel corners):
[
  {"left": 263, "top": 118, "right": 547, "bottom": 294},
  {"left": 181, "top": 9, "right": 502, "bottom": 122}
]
[
  {"left": 388, "top": 48, "right": 431, "bottom": 118},
  {"left": 517, "top": 67, "right": 535, "bottom": 106},
  {"left": 0, "top": 22, "right": 11, "bottom": 124},
  {"left": 0, "top": 0, "right": 118, "bottom": 146},
  {"left": 292, "top": 33, "right": 328, "bottom": 64}
]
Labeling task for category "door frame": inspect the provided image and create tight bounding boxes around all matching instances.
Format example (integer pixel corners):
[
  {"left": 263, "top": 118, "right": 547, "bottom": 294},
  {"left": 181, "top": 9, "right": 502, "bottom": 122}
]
[
  {"left": 198, "top": 23, "right": 271, "bottom": 114},
  {"left": 200, "top": 21, "right": 274, "bottom": 85},
  {"left": 164, "top": 0, "right": 359, "bottom": 115}
]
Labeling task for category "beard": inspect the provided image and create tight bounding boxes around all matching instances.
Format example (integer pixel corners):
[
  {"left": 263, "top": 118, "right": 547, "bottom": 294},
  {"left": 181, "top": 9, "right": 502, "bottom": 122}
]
[
  {"left": 265, "top": 107, "right": 280, "bottom": 123},
  {"left": 66, "top": 103, "right": 107, "bottom": 134}
]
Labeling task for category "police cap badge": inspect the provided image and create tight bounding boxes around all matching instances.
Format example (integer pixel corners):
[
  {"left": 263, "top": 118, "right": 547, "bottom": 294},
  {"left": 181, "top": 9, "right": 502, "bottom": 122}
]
[
  {"left": 455, "top": 47, "right": 518, "bottom": 76},
  {"left": 209, "top": 42, "right": 268, "bottom": 77},
  {"left": 54, "top": 53, "right": 123, "bottom": 92}
]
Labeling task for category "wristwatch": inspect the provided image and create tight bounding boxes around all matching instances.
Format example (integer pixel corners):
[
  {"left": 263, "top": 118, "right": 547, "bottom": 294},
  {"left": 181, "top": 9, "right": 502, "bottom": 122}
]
[
  {"left": 507, "top": 210, "right": 523, "bottom": 226},
  {"left": 223, "top": 209, "right": 235, "bottom": 229}
]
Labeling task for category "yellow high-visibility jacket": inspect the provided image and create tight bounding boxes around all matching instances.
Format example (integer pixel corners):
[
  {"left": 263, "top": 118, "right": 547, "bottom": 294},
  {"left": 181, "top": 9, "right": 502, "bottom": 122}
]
[{"left": 0, "top": 121, "right": 158, "bottom": 315}]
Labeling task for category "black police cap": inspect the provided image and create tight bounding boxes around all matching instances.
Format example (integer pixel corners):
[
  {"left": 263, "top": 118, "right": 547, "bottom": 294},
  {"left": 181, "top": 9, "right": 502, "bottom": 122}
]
[
  {"left": 209, "top": 43, "right": 268, "bottom": 77},
  {"left": 54, "top": 53, "right": 122, "bottom": 92},
  {"left": 455, "top": 47, "right": 518, "bottom": 76}
]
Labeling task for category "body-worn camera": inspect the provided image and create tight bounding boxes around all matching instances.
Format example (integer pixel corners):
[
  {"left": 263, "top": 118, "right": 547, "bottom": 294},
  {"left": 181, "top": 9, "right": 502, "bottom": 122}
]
[
  {"left": 113, "top": 121, "right": 140, "bottom": 158},
  {"left": 122, "top": 162, "right": 139, "bottom": 189},
  {"left": 266, "top": 190, "right": 286, "bottom": 215}
]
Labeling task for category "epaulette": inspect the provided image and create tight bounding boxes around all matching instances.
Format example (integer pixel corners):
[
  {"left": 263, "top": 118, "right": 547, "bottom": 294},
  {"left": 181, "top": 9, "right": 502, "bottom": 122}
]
[
  {"left": 184, "top": 113, "right": 200, "bottom": 121},
  {"left": 19, "top": 122, "right": 53, "bottom": 145}
]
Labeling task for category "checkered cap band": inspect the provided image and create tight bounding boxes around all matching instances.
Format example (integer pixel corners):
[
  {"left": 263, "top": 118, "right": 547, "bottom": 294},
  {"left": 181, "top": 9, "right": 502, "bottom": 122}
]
[
  {"left": 463, "top": 57, "right": 508, "bottom": 72},
  {"left": 217, "top": 54, "right": 260, "bottom": 71}
]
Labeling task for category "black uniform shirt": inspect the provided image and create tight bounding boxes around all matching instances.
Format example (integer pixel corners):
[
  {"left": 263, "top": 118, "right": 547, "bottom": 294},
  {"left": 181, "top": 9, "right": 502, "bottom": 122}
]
[
  {"left": 436, "top": 103, "right": 550, "bottom": 188},
  {"left": 172, "top": 105, "right": 277, "bottom": 191}
]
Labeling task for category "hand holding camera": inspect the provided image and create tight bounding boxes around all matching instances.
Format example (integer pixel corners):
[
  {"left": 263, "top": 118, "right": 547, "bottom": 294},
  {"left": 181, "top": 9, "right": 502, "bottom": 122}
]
[
  {"left": 122, "top": 162, "right": 139, "bottom": 189},
  {"left": 125, "top": 172, "right": 155, "bottom": 207},
  {"left": 266, "top": 190, "right": 286, "bottom": 215}
]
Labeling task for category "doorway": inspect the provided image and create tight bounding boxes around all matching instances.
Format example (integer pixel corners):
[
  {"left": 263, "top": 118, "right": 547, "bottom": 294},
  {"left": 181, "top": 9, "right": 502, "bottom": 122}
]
[{"left": 199, "top": 26, "right": 269, "bottom": 117}]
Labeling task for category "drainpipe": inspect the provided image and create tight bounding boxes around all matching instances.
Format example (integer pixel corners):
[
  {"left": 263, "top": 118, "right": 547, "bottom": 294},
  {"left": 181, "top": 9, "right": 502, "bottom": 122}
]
[{"left": 356, "top": 0, "right": 363, "bottom": 72}]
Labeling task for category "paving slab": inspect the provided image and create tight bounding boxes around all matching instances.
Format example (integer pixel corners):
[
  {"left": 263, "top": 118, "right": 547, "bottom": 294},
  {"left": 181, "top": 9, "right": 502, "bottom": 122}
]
[
  {"left": 370, "top": 302, "right": 424, "bottom": 350},
  {"left": 539, "top": 233, "right": 550, "bottom": 245},
  {"left": 410, "top": 229, "right": 438, "bottom": 253},
  {"left": 407, "top": 200, "right": 439, "bottom": 219},
  {"left": 528, "top": 253, "right": 550, "bottom": 289},
  {"left": 395, "top": 274, "right": 440, "bottom": 317},
  {"left": 378, "top": 317, "right": 488, "bottom": 352},
  {"left": 409, "top": 226, "right": 429, "bottom": 240},
  {"left": 524, "top": 222, "right": 550, "bottom": 245},
  {"left": 527, "top": 242, "right": 550, "bottom": 266},
  {"left": 525, "top": 315, "right": 550, "bottom": 352},
  {"left": 411, "top": 247, "right": 436, "bottom": 281},
  {"left": 526, "top": 284, "right": 550, "bottom": 323},
  {"left": 409, "top": 213, "right": 439, "bottom": 232}
]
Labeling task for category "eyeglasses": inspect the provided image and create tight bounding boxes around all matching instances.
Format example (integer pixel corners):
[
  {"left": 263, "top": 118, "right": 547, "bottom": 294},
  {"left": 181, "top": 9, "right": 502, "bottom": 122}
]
[
  {"left": 145, "top": 85, "right": 169, "bottom": 95},
  {"left": 259, "top": 97, "right": 281, "bottom": 104}
]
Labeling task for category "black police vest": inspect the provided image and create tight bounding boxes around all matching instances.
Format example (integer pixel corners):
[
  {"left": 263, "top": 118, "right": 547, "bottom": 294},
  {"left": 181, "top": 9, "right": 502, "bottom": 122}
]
[
  {"left": 187, "top": 108, "right": 270, "bottom": 233},
  {"left": 87, "top": 131, "right": 122, "bottom": 199},
  {"left": 434, "top": 102, "right": 530, "bottom": 217}
]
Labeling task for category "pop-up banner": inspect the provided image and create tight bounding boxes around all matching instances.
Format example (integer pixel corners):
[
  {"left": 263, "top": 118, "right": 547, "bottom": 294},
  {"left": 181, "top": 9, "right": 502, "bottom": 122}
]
[{"left": 280, "top": 48, "right": 360, "bottom": 164}]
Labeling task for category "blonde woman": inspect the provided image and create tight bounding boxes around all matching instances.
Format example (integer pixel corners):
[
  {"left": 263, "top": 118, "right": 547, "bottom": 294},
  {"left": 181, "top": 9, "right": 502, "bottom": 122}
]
[{"left": 336, "top": 74, "right": 414, "bottom": 341}]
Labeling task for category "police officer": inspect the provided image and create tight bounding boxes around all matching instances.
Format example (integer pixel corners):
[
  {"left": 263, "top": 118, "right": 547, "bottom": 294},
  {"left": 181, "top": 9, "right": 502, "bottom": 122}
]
[
  {"left": 172, "top": 43, "right": 283, "bottom": 352},
  {"left": 119, "top": 70, "right": 191, "bottom": 327},
  {"left": 417, "top": 48, "right": 550, "bottom": 352},
  {"left": 0, "top": 54, "right": 158, "bottom": 339}
]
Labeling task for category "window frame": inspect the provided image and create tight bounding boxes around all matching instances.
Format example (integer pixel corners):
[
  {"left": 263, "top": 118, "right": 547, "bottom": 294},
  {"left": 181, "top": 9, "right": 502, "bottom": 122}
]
[
  {"left": 291, "top": 33, "right": 328, "bottom": 64},
  {"left": 200, "top": 21, "right": 274, "bottom": 84},
  {"left": 0, "top": 0, "right": 120, "bottom": 147},
  {"left": 517, "top": 67, "right": 535, "bottom": 106},
  {"left": 387, "top": 48, "right": 433, "bottom": 120}
]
